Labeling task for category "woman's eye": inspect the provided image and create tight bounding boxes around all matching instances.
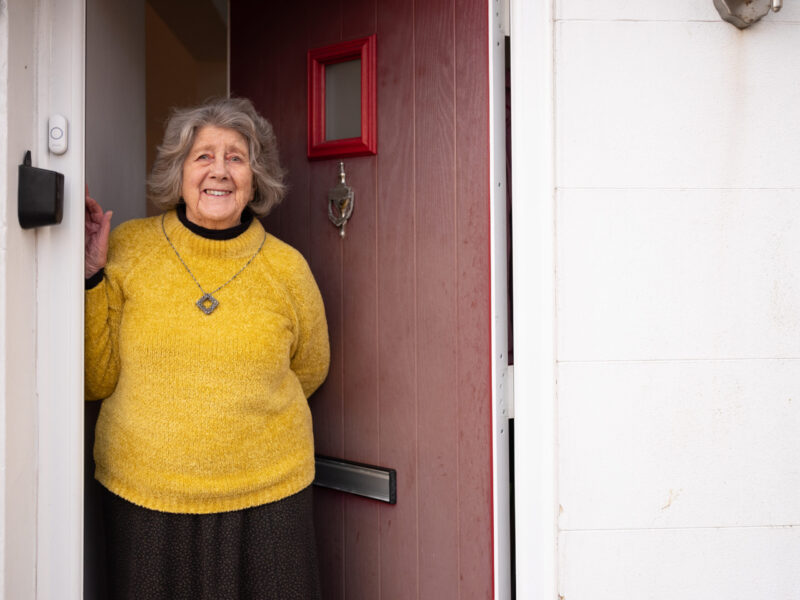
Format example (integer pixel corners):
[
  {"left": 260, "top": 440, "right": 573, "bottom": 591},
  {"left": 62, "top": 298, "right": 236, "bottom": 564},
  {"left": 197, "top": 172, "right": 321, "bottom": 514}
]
[
  {"left": 197, "top": 153, "right": 211, "bottom": 160},
  {"left": 228, "top": 155, "right": 242, "bottom": 162}
]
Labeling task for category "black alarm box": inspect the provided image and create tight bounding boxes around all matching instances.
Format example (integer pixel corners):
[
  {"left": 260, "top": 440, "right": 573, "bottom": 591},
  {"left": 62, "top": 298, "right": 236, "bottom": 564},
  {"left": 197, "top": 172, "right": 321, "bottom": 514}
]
[{"left": 18, "top": 150, "right": 64, "bottom": 229}]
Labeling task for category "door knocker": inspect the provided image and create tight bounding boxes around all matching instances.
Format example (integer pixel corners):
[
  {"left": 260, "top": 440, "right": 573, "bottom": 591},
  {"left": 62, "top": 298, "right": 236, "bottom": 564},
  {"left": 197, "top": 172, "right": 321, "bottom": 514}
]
[{"left": 328, "top": 161, "right": 354, "bottom": 238}]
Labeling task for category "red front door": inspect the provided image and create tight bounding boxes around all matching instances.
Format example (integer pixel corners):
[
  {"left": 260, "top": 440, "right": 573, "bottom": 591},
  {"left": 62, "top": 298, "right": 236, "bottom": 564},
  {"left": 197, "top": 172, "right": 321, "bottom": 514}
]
[{"left": 231, "top": 1, "right": 493, "bottom": 597}]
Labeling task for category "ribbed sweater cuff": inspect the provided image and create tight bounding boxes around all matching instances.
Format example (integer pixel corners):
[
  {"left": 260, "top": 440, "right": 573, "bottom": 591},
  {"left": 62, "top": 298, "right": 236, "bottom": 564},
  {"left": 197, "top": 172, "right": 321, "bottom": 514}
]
[{"left": 85, "top": 268, "right": 105, "bottom": 290}]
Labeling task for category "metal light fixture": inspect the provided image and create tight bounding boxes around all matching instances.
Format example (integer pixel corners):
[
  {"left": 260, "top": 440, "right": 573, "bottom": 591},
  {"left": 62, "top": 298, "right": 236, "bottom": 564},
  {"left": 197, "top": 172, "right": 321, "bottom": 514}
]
[{"left": 714, "top": 0, "right": 782, "bottom": 29}]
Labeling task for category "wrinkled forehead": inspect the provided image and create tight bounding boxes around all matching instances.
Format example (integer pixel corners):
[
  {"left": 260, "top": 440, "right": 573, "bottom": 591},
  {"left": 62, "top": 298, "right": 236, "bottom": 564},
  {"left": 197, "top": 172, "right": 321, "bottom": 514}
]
[{"left": 190, "top": 125, "right": 250, "bottom": 154}]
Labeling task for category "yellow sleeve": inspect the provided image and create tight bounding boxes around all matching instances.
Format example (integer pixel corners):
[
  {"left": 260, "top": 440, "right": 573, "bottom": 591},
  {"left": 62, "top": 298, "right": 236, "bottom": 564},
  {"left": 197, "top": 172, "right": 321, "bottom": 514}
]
[
  {"left": 84, "top": 268, "right": 123, "bottom": 401},
  {"left": 84, "top": 219, "right": 146, "bottom": 401},
  {"left": 287, "top": 257, "right": 330, "bottom": 399}
]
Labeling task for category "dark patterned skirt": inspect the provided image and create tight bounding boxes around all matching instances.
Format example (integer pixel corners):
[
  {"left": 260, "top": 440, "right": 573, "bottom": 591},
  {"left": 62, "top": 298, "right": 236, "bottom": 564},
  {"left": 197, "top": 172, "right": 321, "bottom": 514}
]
[{"left": 101, "top": 486, "right": 321, "bottom": 600}]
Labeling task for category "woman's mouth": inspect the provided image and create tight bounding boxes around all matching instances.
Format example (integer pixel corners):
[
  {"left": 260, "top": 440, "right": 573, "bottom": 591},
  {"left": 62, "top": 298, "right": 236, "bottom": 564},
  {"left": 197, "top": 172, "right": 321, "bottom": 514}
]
[{"left": 204, "top": 189, "right": 231, "bottom": 197}]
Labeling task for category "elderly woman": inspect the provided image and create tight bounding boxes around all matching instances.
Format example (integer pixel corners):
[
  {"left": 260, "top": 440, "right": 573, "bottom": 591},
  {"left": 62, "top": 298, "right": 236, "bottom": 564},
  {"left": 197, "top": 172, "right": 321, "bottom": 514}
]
[{"left": 84, "top": 97, "right": 329, "bottom": 599}]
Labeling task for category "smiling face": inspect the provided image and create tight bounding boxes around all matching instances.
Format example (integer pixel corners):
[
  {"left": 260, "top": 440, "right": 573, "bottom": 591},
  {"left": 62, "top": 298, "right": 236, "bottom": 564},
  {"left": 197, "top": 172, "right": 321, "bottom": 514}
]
[{"left": 181, "top": 125, "right": 254, "bottom": 229}]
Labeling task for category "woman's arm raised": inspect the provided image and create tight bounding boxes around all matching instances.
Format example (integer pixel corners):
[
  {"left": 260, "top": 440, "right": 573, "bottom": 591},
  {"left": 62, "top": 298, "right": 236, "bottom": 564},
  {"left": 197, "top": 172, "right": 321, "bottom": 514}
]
[
  {"left": 85, "top": 185, "right": 112, "bottom": 279},
  {"left": 84, "top": 185, "right": 122, "bottom": 400}
]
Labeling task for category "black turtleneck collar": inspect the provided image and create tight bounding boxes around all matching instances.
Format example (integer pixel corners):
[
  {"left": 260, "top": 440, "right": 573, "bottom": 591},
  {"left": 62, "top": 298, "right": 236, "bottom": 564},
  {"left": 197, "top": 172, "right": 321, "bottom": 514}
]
[{"left": 176, "top": 203, "right": 255, "bottom": 240}]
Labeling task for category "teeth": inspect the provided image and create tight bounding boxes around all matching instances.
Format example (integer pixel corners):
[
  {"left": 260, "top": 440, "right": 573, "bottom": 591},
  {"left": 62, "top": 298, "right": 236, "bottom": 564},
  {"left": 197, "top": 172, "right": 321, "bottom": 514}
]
[{"left": 205, "top": 190, "right": 229, "bottom": 196}]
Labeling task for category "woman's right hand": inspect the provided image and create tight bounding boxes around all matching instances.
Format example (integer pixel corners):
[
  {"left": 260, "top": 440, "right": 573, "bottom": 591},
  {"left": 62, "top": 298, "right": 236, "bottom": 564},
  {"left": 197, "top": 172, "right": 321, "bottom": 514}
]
[{"left": 85, "top": 186, "right": 113, "bottom": 279}]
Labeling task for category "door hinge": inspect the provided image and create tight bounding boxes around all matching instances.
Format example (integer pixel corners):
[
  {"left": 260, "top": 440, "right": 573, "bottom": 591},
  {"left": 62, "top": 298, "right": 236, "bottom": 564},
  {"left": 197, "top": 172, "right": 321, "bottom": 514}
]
[
  {"left": 496, "top": 0, "right": 510, "bottom": 37},
  {"left": 505, "top": 364, "right": 515, "bottom": 419}
]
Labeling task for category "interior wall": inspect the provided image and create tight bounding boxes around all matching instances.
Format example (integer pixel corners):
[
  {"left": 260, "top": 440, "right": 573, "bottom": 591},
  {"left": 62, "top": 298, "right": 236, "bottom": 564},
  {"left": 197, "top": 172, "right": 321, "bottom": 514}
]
[
  {"left": 84, "top": 2, "right": 146, "bottom": 598},
  {"left": 86, "top": 0, "right": 147, "bottom": 224},
  {"left": 145, "top": 1, "right": 226, "bottom": 214},
  {"left": 231, "top": 0, "right": 493, "bottom": 598},
  {"left": 552, "top": 2, "right": 800, "bottom": 597}
]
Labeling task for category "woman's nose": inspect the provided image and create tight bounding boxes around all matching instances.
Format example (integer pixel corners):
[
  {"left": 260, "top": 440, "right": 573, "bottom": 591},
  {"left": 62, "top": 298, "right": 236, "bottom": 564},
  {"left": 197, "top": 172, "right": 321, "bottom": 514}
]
[{"left": 209, "top": 156, "right": 228, "bottom": 178}]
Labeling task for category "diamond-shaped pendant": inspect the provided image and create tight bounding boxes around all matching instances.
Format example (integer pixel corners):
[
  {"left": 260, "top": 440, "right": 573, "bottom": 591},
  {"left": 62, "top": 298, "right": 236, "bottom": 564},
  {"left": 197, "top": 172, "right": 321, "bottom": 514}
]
[{"left": 196, "top": 293, "right": 219, "bottom": 315}]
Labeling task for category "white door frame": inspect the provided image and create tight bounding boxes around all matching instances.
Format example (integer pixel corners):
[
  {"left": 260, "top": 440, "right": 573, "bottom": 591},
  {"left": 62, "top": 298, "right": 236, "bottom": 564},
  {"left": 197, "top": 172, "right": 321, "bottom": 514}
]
[
  {"left": 2, "top": 1, "right": 40, "bottom": 596},
  {"left": 35, "top": 0, "right": 86, "bottom": 598},
  {"left": 509, "top": 0, "right": 558, "bottom": 599},
  {"left": 488, "top": 0, "right": 512, "bottom": 598},
  {"left": 2, "top": 0, "right": 84, "bottom": 596}
]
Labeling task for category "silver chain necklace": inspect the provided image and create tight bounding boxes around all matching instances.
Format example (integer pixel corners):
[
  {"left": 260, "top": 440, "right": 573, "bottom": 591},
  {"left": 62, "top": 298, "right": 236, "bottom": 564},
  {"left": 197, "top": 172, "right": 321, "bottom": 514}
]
[{"left": 162, "top": 213, "right": 267, "bottom": 315}]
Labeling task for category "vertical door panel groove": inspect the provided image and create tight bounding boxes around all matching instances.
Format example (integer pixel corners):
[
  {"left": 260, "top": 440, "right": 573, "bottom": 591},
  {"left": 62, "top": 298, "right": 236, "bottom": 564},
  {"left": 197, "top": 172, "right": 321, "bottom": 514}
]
[{"left": 377, "top": 0, "right": 420, "bottom": 597}]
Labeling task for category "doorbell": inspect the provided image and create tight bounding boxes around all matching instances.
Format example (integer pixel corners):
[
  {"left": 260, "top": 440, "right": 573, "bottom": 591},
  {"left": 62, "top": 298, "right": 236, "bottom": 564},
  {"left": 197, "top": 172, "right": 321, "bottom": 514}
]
[{"left": 48, "top": 114, "right": 68, "bottom": 155}]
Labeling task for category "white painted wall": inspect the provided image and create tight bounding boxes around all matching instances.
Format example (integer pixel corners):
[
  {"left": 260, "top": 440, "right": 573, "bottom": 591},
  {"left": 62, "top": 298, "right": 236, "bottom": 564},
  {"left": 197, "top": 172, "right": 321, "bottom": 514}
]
[
  {"left": 526, "top": 2, "right": 800, "bottom": 598},
  {"left": 510, "top": 1, "right": 557, "bottom": 598}
]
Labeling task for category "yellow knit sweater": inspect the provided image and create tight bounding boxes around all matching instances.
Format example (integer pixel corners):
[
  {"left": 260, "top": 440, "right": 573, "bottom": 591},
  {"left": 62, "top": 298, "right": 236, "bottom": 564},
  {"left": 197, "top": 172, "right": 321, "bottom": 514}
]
[{"left": 85, "top": 209, "right": 329, "bottom": 514}]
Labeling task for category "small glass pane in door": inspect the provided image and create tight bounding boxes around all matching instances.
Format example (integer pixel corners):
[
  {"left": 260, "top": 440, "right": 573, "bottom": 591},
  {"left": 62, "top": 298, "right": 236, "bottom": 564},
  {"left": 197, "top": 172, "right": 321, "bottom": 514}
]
[{"left": 325, "top": 58, "right": 361, "bottom": 140}]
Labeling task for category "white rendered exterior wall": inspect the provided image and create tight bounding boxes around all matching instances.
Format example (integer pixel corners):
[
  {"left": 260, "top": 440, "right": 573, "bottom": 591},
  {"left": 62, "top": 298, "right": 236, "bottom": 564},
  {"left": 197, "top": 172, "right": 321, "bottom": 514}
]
[{"left": 517, "top": 2, "right": 800, "bottom": 598}]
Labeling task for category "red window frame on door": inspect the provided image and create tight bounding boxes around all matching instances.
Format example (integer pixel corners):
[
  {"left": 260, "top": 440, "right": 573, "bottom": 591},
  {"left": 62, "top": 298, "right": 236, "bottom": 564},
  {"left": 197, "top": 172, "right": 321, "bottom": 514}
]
[{"left": 307, "top": 34, "right": 377, "bottom": 160}]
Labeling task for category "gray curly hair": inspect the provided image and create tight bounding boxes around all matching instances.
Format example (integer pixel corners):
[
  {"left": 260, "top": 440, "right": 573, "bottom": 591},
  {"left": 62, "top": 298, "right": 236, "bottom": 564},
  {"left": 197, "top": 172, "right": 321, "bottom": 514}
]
[{"left": 147, "top": 97, "right": 286, "bottom": 217}]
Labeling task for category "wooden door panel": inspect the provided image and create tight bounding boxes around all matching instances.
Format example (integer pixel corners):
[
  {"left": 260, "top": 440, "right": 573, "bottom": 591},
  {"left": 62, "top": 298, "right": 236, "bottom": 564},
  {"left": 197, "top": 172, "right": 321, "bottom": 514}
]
[
  {"left": 308, "top": 158, "right": 345, "bottom": 456},
  {"left": 455, "top": 0, "right": 493, "bottom": 598},
  {"left": 340, "top": 156, "right": 379, "bottom": 465},
  {"left": 339, "top": 156, "right": 381, "bottom": 600},
  {"left": 276, "top": 0, "right": 312, "bottom": 259},
  {"left": 231, "top": 0, "right": 491, "bottom": 597},
  {"left": 308, "top": 1, "right": 341, "bottom": 49},
  {"left": 376, "top": 0, "right": 419, "bottom": 598},
  {"left": 413, "top": 0, "right": 461, "bottom": 597},
  {"left": 342, "top": 0, "right": 377, "bottom": 40},
  {"left": 308, "top": 156, "right": 347, "bottom": 600},
  {"left": 314, "top": 486, "right": 345, "bottom": 598}
]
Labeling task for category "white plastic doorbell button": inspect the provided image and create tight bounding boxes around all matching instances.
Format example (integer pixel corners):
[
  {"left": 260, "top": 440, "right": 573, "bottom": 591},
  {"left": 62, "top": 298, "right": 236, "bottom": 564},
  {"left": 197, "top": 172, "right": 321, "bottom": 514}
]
[{"left": 48, "top": 115, "right": 68, "bottom": 155}]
